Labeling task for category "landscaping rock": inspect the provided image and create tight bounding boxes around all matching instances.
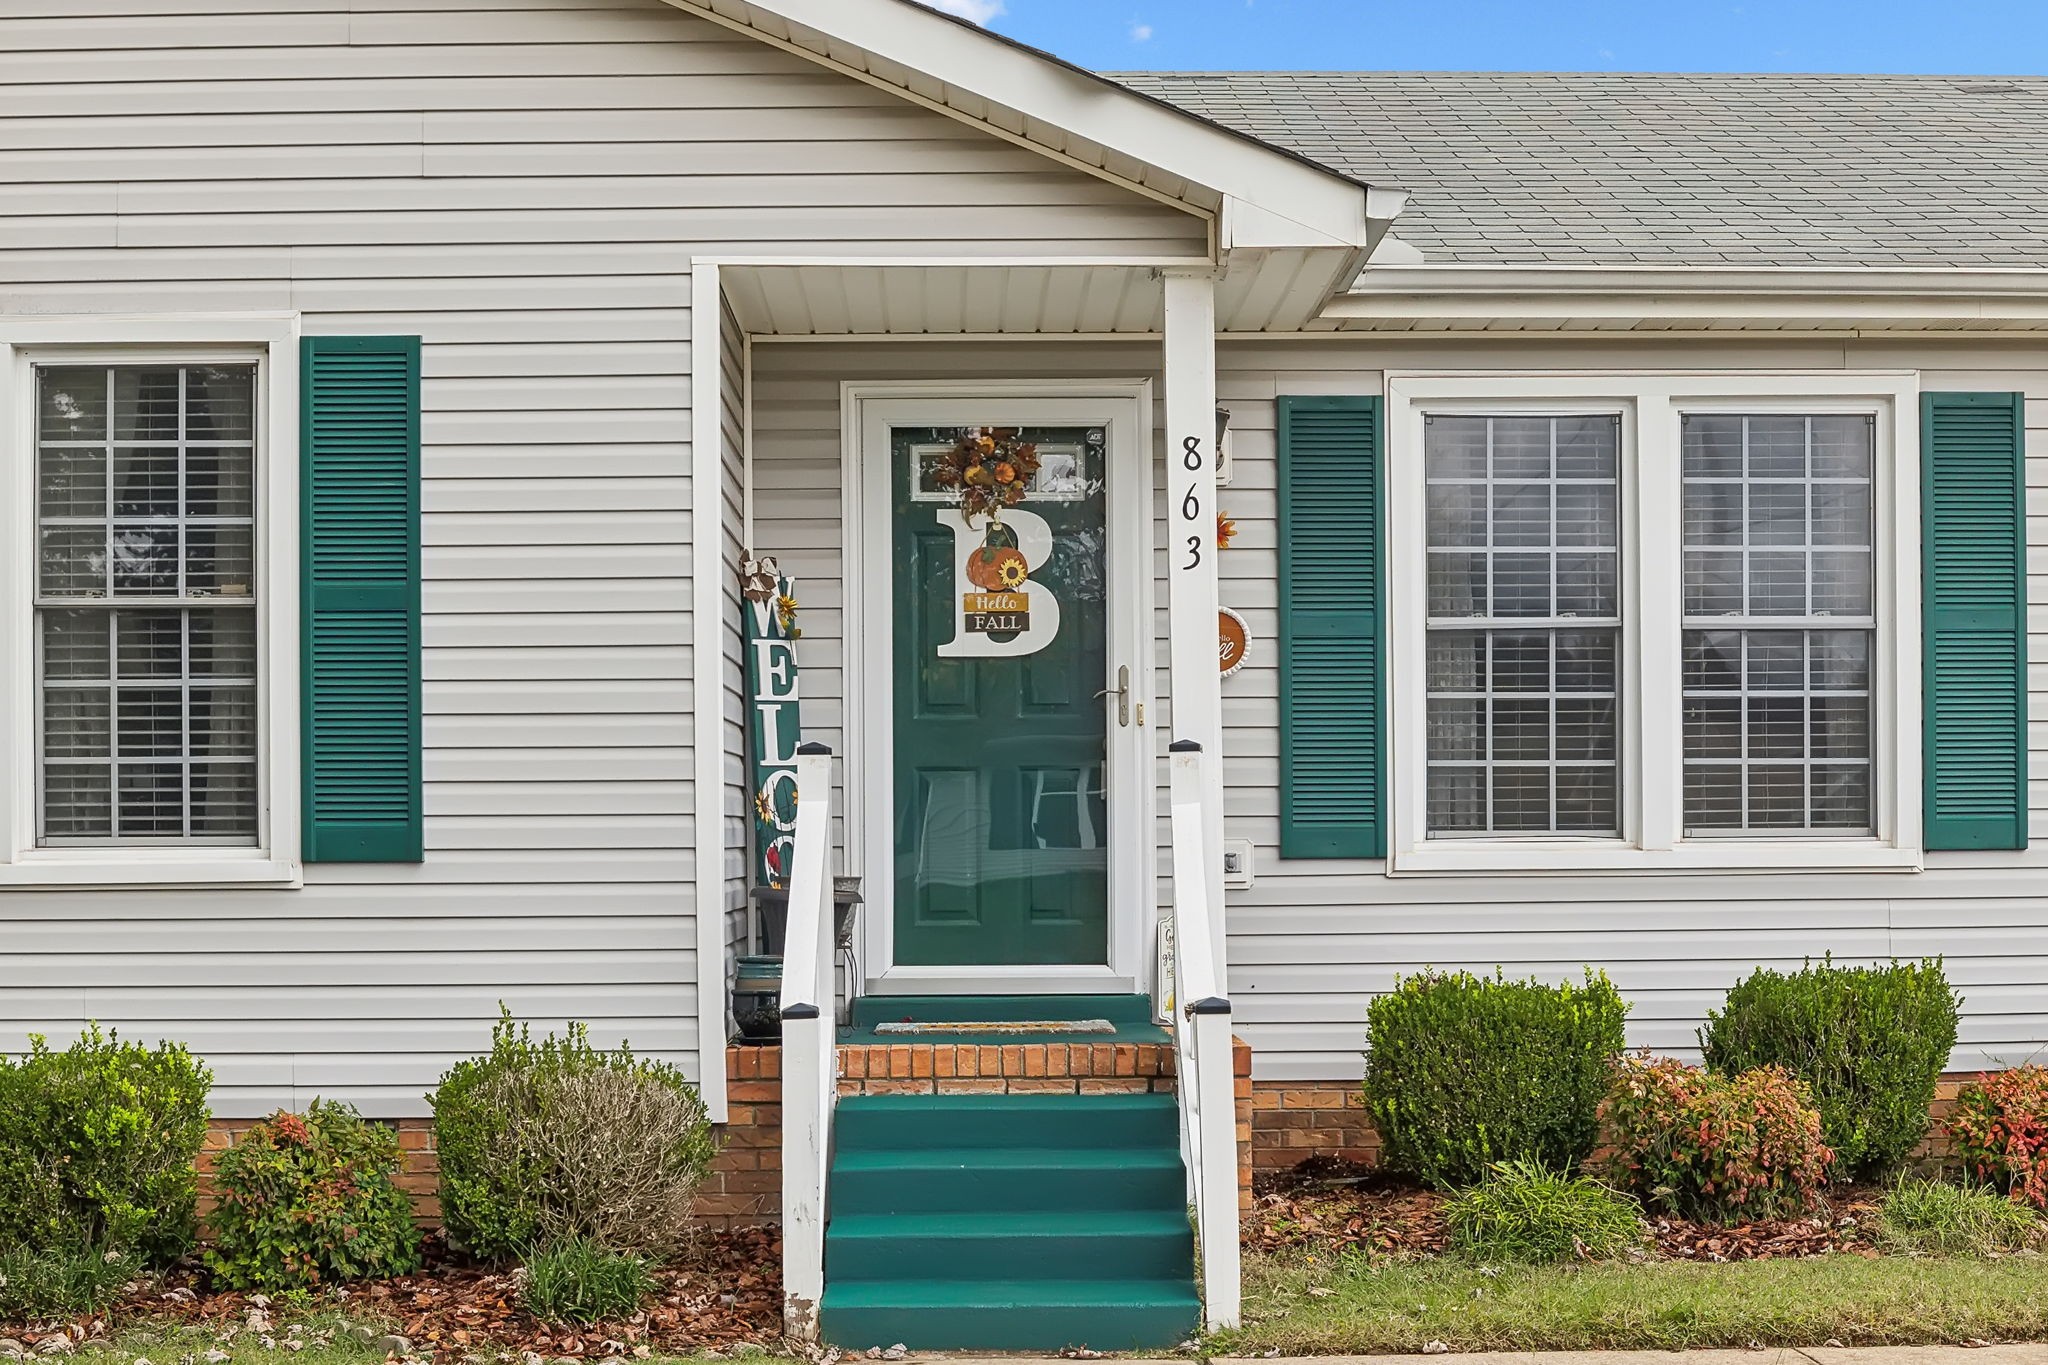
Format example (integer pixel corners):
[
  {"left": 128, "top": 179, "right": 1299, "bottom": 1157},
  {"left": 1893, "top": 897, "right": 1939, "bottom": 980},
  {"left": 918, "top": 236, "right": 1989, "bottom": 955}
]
[
  {"left": 374, "top": 1336, "right": 412, "bottom": 1357},
  {"left": 0, "top": 1340, "right": 25, "bottom": 1360}
]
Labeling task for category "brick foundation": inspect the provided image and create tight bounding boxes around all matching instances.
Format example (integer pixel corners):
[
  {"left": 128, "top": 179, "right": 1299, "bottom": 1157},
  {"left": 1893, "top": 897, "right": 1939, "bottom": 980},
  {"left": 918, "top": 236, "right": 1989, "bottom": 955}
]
[
  {"left": 201, "top": 1059, "right": 1993, "bottom": 1234},
  {"left": 1246, "top": 1071, "right": 1988, "bottom": 1181},
  {"left": 208, "top": 1036, "right": 1258, "bottom": 1231},
  {"left": 1249, "top": 1080, "right": 1380, "bottom": 1175}
]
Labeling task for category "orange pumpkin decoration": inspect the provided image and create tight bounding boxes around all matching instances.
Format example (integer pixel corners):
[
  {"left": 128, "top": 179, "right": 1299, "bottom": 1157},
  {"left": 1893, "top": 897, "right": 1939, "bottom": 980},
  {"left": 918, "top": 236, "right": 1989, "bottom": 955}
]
[{"left": 967, "top": 545, "right": 1028, "bottom": 590}]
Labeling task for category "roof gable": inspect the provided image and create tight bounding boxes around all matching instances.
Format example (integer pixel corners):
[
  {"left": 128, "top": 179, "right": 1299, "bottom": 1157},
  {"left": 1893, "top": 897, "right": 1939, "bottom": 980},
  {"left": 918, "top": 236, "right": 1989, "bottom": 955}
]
[
  {"left": 1117, "top": 71, "right": 2048, "bottom": 269},
  {"left": 656, "top": 0, "right": 1388, "bottom": 253}
]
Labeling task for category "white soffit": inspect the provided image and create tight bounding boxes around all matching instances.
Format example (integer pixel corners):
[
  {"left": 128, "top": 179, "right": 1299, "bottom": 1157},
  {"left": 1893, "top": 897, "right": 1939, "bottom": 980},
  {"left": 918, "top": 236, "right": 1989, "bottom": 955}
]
[
  {"left": 722, "top": 252, "right": 1356, "bottom": 336},
  {"left": 663, "top": 0, "right": 1380, "bottom": 253}
]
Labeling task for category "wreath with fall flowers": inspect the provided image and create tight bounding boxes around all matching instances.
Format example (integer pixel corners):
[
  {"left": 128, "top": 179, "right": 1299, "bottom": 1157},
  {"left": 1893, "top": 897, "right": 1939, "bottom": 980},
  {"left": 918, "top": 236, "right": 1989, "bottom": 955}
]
[{"left": 925, "top": 427, "right": 1042, "bottom": 526}]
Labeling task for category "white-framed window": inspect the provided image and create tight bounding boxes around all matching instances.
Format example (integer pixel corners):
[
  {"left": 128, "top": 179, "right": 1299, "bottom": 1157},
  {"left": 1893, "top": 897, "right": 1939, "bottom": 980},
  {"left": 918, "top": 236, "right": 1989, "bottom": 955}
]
[
  {"left": 0, "top": 320, "right": 301, "bottom": 888},
  {"left": 1387, "top": 372, "right": 1921, "bottom": 876}
]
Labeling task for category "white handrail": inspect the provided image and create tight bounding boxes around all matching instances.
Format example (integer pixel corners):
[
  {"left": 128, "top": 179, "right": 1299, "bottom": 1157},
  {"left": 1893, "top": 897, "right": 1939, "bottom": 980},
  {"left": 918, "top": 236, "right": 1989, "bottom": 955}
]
[
  {"left": 1168, "top": 741, "right": 1241, "bottom": 1330},
  {"left": 778, "top": 743, "right": 836, "bottom": 1341}
]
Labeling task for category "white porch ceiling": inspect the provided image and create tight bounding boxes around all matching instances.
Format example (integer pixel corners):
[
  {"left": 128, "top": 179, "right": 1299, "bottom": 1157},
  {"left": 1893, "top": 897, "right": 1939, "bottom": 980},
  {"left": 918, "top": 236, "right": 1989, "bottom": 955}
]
[{"left": 720, "top": 251, "right": 1353, "bottom": 337}]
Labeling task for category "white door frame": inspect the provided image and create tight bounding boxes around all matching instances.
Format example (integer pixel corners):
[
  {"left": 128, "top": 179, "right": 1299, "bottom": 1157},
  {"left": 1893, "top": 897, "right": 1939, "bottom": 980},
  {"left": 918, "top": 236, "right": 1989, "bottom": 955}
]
[{"left": 842, "top": 380, "right": 1157, "bottom": 995}]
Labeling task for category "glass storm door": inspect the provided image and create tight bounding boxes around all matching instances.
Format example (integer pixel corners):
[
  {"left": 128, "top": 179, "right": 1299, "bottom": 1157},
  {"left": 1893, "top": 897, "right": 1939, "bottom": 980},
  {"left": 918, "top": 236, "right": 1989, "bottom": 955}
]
[{"left": 890, "top": 424, "right": 1111, "bottom": 967}]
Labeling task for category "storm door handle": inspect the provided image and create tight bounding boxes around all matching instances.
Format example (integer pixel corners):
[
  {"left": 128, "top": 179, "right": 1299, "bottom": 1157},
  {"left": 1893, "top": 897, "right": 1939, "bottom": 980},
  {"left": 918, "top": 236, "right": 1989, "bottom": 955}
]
[{"left": 1094, "top": 664, "right": 1132, "bottom": 727}]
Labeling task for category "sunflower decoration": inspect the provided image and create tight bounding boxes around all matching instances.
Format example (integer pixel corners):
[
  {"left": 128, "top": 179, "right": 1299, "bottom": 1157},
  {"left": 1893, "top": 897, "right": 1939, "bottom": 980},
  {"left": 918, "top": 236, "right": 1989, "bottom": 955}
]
[
  {"left": 755, "top": 780, "right": 797, "bottom": 826},
  {"left": 775, "top": 592, "right": 801, "bottom": 639},
  {"left": 1216, "top": 512, "right": 1238, "bottom": 551},
  {"left": 925, "top": 427, "right": 1041, "bottom": 526}
]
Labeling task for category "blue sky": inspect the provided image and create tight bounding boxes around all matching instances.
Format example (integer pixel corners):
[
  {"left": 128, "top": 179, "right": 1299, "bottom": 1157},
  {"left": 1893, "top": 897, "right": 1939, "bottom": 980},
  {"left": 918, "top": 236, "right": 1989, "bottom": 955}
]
[{"left": 917, "top": 0, "right": 2048, "bottom": 74}]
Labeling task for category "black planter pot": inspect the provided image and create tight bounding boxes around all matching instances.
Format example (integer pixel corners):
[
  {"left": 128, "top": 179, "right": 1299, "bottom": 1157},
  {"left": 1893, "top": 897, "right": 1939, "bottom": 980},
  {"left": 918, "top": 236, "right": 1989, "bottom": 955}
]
[{"left": 749, "top": 879, "right": 862, "bottom": 956}]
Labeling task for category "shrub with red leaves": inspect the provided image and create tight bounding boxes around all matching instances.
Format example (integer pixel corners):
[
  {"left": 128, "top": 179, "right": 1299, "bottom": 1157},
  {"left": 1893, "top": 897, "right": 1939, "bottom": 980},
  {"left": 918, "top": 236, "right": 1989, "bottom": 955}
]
[
  {"left": 204, "top": 1099, "right": 420, "bottom": 1291},
  {"left": 1948, "top": 1065, "right": 2048, "bottom": 1209},
  {"left": 1599, "top": 1054, "right": 1833, "bottom": 1222}
]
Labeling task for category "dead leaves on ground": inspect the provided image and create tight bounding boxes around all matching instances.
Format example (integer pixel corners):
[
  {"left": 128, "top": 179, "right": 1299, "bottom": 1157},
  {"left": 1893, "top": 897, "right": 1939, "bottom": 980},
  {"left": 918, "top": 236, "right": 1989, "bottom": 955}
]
[
  {"left": 1248, "top": 1156, "right": 1886, "bottom": 1264},
  {"left": 3, "top": 1229, "right": 785, "bottom": 1362}
]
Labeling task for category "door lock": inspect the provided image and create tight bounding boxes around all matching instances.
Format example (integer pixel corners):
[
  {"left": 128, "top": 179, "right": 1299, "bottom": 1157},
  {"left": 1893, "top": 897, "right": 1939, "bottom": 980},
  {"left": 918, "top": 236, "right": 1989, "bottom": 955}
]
[{"left": 1094, "top": 665, "right": 1131, "bottom": 727}]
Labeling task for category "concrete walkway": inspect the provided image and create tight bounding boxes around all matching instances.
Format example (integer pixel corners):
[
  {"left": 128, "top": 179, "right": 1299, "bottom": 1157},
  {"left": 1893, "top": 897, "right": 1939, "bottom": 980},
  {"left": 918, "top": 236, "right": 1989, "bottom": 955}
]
[
  {"left": 1204, "top": 1351, "right": 2048, "bottom": 1365},
  {"left": 929, "top": 1350, "right": 2048, "bottom": 1365}
]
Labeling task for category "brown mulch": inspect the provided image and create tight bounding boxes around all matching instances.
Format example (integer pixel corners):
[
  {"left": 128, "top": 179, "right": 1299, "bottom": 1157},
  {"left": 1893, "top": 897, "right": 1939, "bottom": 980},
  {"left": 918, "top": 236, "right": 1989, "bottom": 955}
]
[
  {"left": 1248, "top": 1155, "right": 1451, "bottom": 1258},
  {"left": 1247, "top": 1155, "right": 1885, "bottom": 1264},
  {"left": 4, "top": 1228, "right": 785, "bottom": 1360}
]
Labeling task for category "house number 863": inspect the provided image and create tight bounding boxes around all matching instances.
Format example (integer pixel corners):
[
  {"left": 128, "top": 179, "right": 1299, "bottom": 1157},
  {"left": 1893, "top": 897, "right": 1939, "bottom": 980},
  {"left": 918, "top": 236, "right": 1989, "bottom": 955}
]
[{"left": 1181, "top": 435, "right": 1204, "bottom": 569}]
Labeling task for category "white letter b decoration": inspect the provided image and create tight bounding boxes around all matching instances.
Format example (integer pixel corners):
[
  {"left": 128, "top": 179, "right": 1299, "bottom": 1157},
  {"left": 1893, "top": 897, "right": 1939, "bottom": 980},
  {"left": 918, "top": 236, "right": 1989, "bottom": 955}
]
[{"left": 936, "top": 506, "right": 1061, "bottom": 659}]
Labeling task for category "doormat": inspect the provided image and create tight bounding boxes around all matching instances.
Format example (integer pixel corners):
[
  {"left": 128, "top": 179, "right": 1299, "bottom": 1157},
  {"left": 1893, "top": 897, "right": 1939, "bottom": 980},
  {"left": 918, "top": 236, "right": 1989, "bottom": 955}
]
[{"left": 871, "top": 1018, "right": 1117, "bottom": 1036}]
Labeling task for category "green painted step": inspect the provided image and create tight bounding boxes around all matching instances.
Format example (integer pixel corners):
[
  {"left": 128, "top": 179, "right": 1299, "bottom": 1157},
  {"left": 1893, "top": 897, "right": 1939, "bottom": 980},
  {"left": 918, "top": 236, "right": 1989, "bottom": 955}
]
[
  {"left": 850, "top": 993, "right": 1156, "bottom": 1026},
  {"left": 829, "top": 1145, "right": 1185, "bottom": 1214},
  {"left": 846, "top": 992, "right": 1164, "bottom": 1039},
  {"left": 819, "top": 1278, "right": 1199, "bottom": 1352},
  {"left": 835, "top": 1092, "right": 1179, "bottom": 1151},
  {"left": 825, "top": 1209, "right": 1194, "bottom": 1282}
]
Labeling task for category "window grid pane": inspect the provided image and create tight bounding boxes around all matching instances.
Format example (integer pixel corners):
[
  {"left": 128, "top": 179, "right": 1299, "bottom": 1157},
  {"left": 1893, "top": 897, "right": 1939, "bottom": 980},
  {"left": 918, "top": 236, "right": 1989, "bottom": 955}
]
[
  {"left": 1425, "top": 414, "right": 1622, "bottom": 836},
  {"left": 1681, "top": 414, "right": 1875, "bottom": 836},
  {"left": 34, "top": 364, "right": 259, "bottom": 847}
]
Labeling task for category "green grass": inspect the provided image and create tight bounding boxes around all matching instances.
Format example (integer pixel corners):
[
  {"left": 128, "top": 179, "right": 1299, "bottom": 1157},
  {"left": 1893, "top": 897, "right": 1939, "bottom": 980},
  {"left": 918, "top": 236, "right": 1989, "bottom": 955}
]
[
  {"left": 522, "top": 1238, "right": 656, "bottom": 1325},
  {"left": 1214, "top": 1251, "right": 2048, "bottom": 1354},
  {"left": 1877, "top": 1177, "right": 2043, "bottom": 1257},
  {"left": 1443, "top": 1161, "right": 1649, "bottom": 1265}
]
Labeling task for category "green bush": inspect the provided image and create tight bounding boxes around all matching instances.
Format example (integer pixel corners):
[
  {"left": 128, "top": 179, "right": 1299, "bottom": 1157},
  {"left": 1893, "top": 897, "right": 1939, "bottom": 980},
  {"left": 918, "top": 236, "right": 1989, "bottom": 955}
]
[
  {"left": 1601, "top": 1055, "right": 1833, "bottom": 1221},
  {"left": 521, "top": 1238, "right": 654, "bottom": 1325},
  {"left": 432, "top": 1010, "right": 717, "bottom": 1263},
  {"left": 1700, "top": 958, "right": 1959, "bottom": 1180},
  {"left": 1947, "top": 1066, "right": 2048, "bottom": 1209},
  {"left": 204, "top": 1100, "right": 421, "bottom": 1291},
  {"left": 1877, "top": 1176, "right": 2041, "bottom": 1256},
  {"left": 0, "top": 1024, "right": 212, "bottom": 1265},
  {"left": 0, "top": 1242, "right": 138, "bottom": 1320},
  {"left": 1444, "top": 1161, "right": 1648, "bottom": 1264},
  {"left": 1363, "top": 969, "right": 1629, "bottom": 1188}
]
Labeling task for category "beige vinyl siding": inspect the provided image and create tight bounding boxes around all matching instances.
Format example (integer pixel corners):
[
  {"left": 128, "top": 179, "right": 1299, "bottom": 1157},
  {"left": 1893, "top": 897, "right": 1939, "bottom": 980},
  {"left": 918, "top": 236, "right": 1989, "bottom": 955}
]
[
  {"left": 0, "top": 0, "right": 1205, "bottom": 1117},
  {"left": 751, "top": 334, "right": 2048, "bottom": 1083}
]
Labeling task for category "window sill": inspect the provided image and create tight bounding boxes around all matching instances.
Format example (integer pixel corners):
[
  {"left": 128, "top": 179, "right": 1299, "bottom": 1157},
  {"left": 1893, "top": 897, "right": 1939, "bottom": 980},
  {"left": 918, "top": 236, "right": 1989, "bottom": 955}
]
[
  {"left": 0, "top": 851, "right": 302, "bottom": 891},
  {"left": 1389, "top": 839, "right": 1923, "bottom": 877}
]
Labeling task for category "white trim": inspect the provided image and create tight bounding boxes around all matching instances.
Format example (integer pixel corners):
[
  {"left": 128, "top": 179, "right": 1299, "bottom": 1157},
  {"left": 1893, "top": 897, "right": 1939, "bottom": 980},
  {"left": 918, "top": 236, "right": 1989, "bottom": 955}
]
[
  {"left": 844, "top": 381, "right": 1156, "bottom": 995},
  {"left": 1334, "top": 265, "right": 2048, "bottom": 331},
  {"left": 658, "top": 0, "right": 1375, "bottom": 252},
  {"left": 1385, "top": 370, "right": 1923, "bottom": 877},
  {"left": 1357, "top": 264, "right": 2048, "bottom": 289},
  {"left": 0, "top": 317, "right": 302, "bottom": 890},
  {"left": 699, "top": 254, "right": 1214, "bottom": 270},
  {"left": 1161, "top": 271, "right": 1225, "bottom": 943},
  {"left": 690, "top": 263, "right": 730, "bottom": 1122}
]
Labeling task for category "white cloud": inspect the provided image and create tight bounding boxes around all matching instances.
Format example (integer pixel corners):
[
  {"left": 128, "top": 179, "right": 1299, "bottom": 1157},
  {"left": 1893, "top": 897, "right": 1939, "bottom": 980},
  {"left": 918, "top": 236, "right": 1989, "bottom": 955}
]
[
  {"left": 1130, "top": 21, "right": 1154, "bottom": 40},
  {"left": 919, "top": 0, "right": 1004, "bottom": 22}
]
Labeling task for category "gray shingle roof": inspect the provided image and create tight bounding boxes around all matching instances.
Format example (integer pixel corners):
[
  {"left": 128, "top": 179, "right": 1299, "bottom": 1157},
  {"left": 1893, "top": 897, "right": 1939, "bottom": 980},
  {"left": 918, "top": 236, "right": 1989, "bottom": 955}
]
[{"left": 1111, "top": 71, "right": 2048, "bottom": 268}]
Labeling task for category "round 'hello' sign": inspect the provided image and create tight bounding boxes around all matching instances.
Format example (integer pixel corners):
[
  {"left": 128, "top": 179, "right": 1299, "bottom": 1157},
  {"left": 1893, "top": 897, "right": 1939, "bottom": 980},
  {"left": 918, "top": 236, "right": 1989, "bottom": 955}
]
[{"left": 1219, "top": 607, "right": 1249, "bottom": 677}]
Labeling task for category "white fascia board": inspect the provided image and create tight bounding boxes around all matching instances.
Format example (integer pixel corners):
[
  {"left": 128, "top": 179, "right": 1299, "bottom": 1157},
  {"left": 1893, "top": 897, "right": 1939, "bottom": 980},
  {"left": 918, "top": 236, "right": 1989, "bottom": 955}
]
[
  {"left": 1342, "top": 263, "right": 2048, "bottom": 299},
  {"left": 666, "top": 0, "right": 1375, "bottom": 250},
  {"left": 1328, "top": 264, "right": 2048, "bottom": 327}
]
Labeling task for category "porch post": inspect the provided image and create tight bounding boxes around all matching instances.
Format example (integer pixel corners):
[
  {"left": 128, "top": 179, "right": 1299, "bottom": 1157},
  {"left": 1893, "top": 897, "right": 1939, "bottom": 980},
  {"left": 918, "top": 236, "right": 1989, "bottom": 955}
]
[{"left": 1162, "top": 269, "right": 1225, "bottom": 940}]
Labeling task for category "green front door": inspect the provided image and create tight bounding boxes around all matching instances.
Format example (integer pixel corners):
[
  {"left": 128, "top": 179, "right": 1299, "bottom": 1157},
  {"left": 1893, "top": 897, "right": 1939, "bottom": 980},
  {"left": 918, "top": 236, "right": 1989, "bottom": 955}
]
[{"left": 891, "top": 424, "right": 1111, "bottom": 967}]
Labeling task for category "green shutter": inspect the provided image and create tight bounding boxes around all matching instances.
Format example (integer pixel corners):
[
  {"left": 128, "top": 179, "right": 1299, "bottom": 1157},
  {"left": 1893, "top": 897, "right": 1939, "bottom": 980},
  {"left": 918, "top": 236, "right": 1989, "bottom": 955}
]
[
  {"left": 1277, "top": 395, "right": 1385, "bottom": 859},
  {"left": 1921, "top": 391, "right": 2028, "bottom": 852},
  {"left": 300, "top": 336, "right": 423, "bottom": 863}
]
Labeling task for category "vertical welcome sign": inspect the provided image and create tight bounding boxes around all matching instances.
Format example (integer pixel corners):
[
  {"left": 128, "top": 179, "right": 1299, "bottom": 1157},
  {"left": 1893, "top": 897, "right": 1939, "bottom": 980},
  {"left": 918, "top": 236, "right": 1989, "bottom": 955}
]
[{"left": 741, "top": 557, "right": 801, "bottom": 887}]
